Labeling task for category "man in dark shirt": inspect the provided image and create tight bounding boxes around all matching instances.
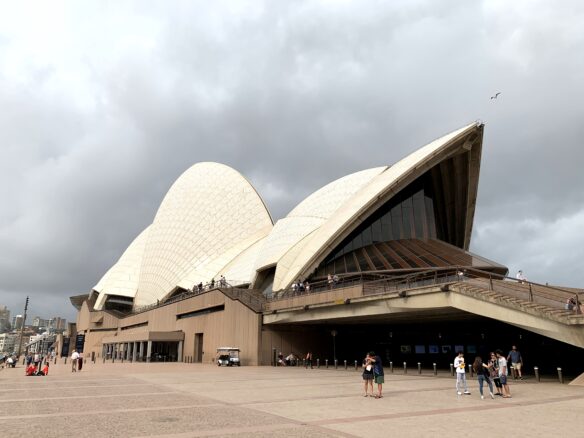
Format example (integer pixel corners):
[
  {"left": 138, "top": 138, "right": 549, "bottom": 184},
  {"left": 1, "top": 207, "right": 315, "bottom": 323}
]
[
  {"left": 369, "top": 351, "right": 385, "bottom": 398},
  {"left": 507, "top": 346, "right": 523, "bottom": 380}
]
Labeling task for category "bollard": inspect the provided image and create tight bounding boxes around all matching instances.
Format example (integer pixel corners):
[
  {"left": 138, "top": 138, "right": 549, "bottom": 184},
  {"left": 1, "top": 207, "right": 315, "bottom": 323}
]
[
  {"left": 433, "top": 363, "right": 437, "bottom": 376},
  {"left": 64, "top": 357, "right": 67, "bottom": 365},
  {"left": 534, "top": 366, "right": 540, "bottom": 382},
  {"left": 468, "top": 364, "right": 473, "bottom": 377},
  {"left": 121, "top": 356, "right": 124, "bottom": 363},
  {"left": 325, "top": 359, "right": 329, "bottom": 369},
  {"left": 103, "top": 356, "right": 106, "bottom": 364},
  {"left": 54, "top": 357, "right": 57, "bottom": 365},
  {"left": 344, "top": 360, "right": 347, "bottom": 370},
  {"left": 389, "top": 361, "right": 393, "bottom": 373},
  {"left": 334, "top": 359, "right": 338, "bottom": 369},
  {"left": 317, "top": 358, "right": 320, "bottom": 368},
  {"left": 418, "top": 362, "right": 422, "bottom": 374},
  {"left": 450, "top": 363, "right": 454, "bottom": 376},
  {"left": 355, "top": 360, "right": 358, "bottom": 371},
  {"left": 557, "top": 367, "right": 564, "bottom": 384},
  {"left": 403, "top": 361, "right": 407, "bottom": 374}
]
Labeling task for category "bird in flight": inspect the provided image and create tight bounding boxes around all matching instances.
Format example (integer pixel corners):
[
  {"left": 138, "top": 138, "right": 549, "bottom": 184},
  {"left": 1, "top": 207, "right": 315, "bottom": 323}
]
[{"left": 490, "top": 92, "right": 501, "bottom": 99}]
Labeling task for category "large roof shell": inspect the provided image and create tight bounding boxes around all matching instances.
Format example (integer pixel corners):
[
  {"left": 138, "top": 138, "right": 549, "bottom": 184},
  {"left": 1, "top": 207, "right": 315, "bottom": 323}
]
[
  {"left": 272, "top": 122, "right": 483, "bottom": 290},
  {"left": 133, "top": 162, "right": 273, "bottom": 307}
]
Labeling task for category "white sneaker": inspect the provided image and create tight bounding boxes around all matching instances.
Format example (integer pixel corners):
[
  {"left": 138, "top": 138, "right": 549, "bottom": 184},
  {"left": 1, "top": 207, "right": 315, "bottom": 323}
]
[
  {"left": 489, "top": 392, "right": 495, "bottom": 399},
  {"left": 464, "top": 391, "right": 471, "bottom": 395},
  {"left": 457, "top": 391, "right": 462, "bottom": 395},
  {"left": 481, "top": 395, "right": 484, "bottom": 400}
]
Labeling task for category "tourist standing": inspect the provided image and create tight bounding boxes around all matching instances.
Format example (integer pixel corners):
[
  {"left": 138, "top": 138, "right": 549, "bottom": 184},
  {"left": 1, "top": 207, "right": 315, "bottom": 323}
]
[
  {"left": 496, "top": 350, "right": 512, "bottom": 398},
  {"left": 362, "top": 353, "right": 374, "bottom": 397},
  {"left": 507, "top": 345, "right": 523, "bottom": 380},
  {"left": 473, "top": 356, "right": 494, "bottom": 399},
  {"left": 516, "top": 270, "right": 527, "bottom": 283},
  {"left": 454, "top": 351, "right": 471, "bottom": 395},
  {"left": 369, "top": 351, "right": 384, "bottom": 398},
  {"left": 488, "top": 352, "right": 503, "bottom": 396}
]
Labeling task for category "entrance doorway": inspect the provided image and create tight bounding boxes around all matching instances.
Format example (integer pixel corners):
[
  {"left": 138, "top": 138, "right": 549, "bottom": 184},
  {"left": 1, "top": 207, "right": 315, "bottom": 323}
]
[{"left": 194, "top": 333, "right": 204, "bottom": 363}]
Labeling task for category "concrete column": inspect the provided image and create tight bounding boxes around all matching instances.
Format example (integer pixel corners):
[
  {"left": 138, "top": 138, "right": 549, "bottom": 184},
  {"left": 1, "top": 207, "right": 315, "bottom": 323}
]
[
  {"left": 132, "top": 342, "right": 137, "bottom": 362},
  {"left": 146, "top": 340, "right": 152, "bottom": 363},
  {"left": 178, "top": 341, "right": 183, "bottom": 362}
]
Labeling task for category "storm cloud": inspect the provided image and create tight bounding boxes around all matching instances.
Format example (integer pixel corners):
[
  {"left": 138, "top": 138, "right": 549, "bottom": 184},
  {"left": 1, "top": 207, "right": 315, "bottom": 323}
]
[{"left": 1, "top": 0, "right": 583, "bottom": 321}]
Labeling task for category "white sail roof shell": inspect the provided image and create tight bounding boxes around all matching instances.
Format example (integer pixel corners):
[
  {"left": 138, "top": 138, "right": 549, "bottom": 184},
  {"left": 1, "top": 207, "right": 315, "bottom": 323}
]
[{"left": 272, "top": 122, "right": 481, "bottom": 290}]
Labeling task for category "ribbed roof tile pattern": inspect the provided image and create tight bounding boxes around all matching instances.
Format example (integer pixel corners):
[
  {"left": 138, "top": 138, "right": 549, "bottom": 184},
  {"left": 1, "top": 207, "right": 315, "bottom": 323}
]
[{"left": 134, "top": 162, "right": 273, "bottom": 307}]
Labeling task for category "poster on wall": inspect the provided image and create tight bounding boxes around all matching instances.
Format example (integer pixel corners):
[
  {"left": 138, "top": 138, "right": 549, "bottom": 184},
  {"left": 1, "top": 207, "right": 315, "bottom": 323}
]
[
  {"left": 400, "top": 345, "right": 412, "bottom": 354},
  {"left": 454, "top": 345, "right": 464, "bottom": 353},
  {"left": 467, "top": 345, "right": 477, "bottom": 354},
  {"left": 415, "top": 345, "right": 426, "bottom": 354},
  {"left": 429, "top": 345, "right": 439, "bottom": 354},
  {"left": 441, "top": 345, "right": 451, "bottom": 354}
]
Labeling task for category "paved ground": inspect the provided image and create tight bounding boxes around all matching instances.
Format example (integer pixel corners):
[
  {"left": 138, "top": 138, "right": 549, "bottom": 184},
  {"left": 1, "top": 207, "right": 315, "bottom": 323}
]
[{"left": 1, "top": 361, "right": 582, "bottom": 437}]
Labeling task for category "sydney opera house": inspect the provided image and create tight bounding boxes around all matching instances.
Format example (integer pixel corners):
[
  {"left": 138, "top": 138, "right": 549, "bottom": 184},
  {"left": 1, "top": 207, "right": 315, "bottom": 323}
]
[{"left": 72, "top": 122, "right": 584, "bottom": 371}]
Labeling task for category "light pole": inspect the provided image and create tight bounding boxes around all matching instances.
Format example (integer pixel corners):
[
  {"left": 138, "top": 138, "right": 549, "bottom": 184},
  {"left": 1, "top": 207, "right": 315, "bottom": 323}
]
[
  {"left": 16, "top": 296, "right": 29, "bottom": 359},
  {"left": 331, "top": 330, "right": 337, "bottom": 362}
]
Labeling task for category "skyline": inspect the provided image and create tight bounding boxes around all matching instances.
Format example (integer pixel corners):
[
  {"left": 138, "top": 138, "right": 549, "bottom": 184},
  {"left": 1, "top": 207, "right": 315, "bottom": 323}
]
[{"left": 1, "top": 1, "right": 583, "bottom": 321}]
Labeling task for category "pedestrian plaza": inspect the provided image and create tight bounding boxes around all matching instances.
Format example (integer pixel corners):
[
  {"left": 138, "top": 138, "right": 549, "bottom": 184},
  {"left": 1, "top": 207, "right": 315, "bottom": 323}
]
[{"left": 1, "top": 362, "right": 582, "bottom": 437}]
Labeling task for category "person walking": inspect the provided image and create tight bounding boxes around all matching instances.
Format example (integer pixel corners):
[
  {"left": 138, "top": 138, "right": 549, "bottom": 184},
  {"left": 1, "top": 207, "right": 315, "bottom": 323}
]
[
  {"left": 473, "top": 356, "right": 495, "bottom": 399},
  {"left": 71, "top": 350, "right": 79, "bottom": 372},
  {"left": 507, "top": 345, "right": 523, "bottom": 380},
  {"left": 362, "top": 354, "right": 374, "bottom": 397},
  {"left": 454, "top": 351, "right": 471, "bottom": 395},
  {"left": 369, "top": 351, "right": 385, "bottom": 398},
  {"left": 496, "top": 350, "right": 512, "bottom": 398}
]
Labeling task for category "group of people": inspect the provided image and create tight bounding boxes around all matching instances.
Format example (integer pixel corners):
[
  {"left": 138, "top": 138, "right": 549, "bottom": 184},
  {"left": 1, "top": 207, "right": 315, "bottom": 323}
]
[
  {"left": 71, "top": 350, "right": 83, "bottom": 372},
  {"left": 327, "top": 274, "right": 340, "bottom": 289},
  {"left": 24, "top": 352, "right": 52, "bottom": 376},
  {"left": 454, "top": 346, "right": 523, "bottom": 399},
  {"left": 362, "top": 351, "right": 384, "bottom": 398},
  {"left": 291, "top": 280, "right": 310, "bottom": 294},
  {"left": 278, "top": 351, "right": 313, "bottom": 367}
]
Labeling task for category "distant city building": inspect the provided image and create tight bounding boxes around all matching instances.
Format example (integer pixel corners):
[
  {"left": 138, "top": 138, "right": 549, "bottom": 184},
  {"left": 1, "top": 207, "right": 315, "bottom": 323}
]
[
  {"left": 11, "top": 314, "right": 23, "bottom": 331},
  {"left": 0, "top": 306, "right": 10, "bottom": 332},
  {"left": 0, "top": 333, "right": 17, "bottom": 353},
  {"left": 32, "top": 316, "right": 50, "bottom": 328},
  {"left": 50, "top": 317, "right": 67, "bottom": 331}
]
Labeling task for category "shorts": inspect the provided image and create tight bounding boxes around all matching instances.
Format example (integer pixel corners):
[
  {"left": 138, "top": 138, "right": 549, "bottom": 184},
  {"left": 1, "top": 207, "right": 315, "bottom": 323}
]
[
  {"left": 374, "top": 375, "right": 385, "bottom": 384},
  {"left": 492, "top": 377, "right": 502, "bottom": 388},
  {"left": 499, "top": 375, "right": 507, "bottom": 385},
  {"left": 362, "top": 373, "right": 373, "bottom": 380},
  {"left": 512, "top": 362, "right": 522, "bottom": 371}
]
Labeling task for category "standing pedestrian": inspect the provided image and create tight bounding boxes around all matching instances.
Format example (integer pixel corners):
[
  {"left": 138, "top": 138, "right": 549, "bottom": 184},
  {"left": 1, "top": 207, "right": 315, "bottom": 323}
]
[
  {"left": 454, "top": 351, "right": 471, "bottom": 395},
  {"left": 362, "top": 354, "right": 374, "bottom": 397},
  {"left": 369, "top": 351, "right": 384, "bottom": 398},
  {"left": 488, "top": 352, "right": 503, "bottom": 396},
  {"left": 473, "top": 356, "right": 495, "bottom": 399},
  {"left": 496, "top": 350, "right": 512, "bottom": 398},
  {"left": 507, "top": 345, "right": 523, "bottom": 380}
]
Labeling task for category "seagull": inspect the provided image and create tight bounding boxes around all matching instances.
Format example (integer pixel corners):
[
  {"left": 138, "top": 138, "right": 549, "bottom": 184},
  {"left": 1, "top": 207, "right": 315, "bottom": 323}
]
[{"left": 490, "top": 92, "right": 501, "bottom": 100}]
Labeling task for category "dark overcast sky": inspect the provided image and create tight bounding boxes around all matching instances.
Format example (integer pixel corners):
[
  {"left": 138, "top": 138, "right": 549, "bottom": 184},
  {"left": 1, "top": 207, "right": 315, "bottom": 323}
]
[{"left": 1, "top": 1, "right": 583, "bottom": 323}]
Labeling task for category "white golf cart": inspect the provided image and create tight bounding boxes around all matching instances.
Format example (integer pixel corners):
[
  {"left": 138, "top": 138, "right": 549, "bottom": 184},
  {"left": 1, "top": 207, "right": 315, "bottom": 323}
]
[{"left": 216, "top": 347, "right": 241, "bottom": 366}]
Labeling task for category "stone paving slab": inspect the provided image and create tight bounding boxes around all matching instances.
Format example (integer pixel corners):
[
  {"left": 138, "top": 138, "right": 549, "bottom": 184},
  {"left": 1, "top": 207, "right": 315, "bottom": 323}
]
[{"left": 0, "top": 362, "right": 582, "bottom": 437}]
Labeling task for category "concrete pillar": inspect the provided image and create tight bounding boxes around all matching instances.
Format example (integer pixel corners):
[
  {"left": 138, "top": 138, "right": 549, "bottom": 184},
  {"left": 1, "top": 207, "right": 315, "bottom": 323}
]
[
  {"left": 178, "top": 341, "right": 183, "bottom": 363},
  {"left": 132, "top": 342, "right": 137, "bottom": 362},
  {"left": 146, "top": 340, "right": 152, "bottom": 362}
]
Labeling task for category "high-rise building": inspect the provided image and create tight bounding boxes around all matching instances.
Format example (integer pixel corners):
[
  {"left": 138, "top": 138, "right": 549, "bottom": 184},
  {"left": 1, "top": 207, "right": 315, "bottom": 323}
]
[
  {"left": 0, "top": 333, "right": 17, "bottom": 353},
  {"left": 11, "top": 315, "right": 23, "bottom": 331},
  {"left": 32, "top": 316, "right": 50, "bottom": 328},
  {"left": 0, "top": 306, "right": 10, "bottom": 332}
]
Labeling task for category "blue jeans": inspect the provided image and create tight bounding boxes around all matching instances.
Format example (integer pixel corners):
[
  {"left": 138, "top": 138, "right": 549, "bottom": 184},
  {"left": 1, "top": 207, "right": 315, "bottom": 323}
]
[{"left": 478, "top": 374, "right": 493, "bottom": 395}]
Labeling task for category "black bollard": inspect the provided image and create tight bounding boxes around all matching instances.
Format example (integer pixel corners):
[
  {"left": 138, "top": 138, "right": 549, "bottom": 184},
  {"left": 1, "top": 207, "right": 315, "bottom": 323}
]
[
  {"left": 355, "top": 360, "right": 358, "bottom": 371},
  {"left": 450, "top": 363, "right": 454, "bottom": 376},
  {"left": 317, "top": 358, "right": 320, "bottom": 368},
  {"left": 418, "top": 362, "right": 422, "bottom": 374},
  {"left": 468, "top": 364, "right": 473, "bottom": 377},
  {"left": 403, "top": 361, "right": 407, "bottom": 374},
  {"left": 389, "top": 361, "right": 393, "bottom": 373},
  {"left": 64, "top": 357, "right": 67, "bottom": 365},
  {"left": 433, "top": 363, "right": 437, "bottom": 376},
  {"left": 534, "top": 366, "right": 540, "bottom": 382},
  {"left": 557, "top": 367, "right": 564, "bottom": 384},
  {"left": 334, "top": 359, "right": 338, "bottom": 369},
  {"left": 344, "top": 360, "right": 347, "bottom": 370},
  {"left": 325, "top": 359, "right": 328, "bottom": 369},
  {"left": 103, "top": 356, "right": 106, "bottom": 364}
]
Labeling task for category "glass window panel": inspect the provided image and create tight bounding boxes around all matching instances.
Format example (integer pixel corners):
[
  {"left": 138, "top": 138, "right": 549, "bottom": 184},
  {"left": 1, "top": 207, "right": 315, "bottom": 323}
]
[
  {"left": 371, "top": 220, "right": 382, "bottom": 243},
  {"left": 391, "top": 205, "right": 402, "bottom": 239},
  {"left": 334, "top": 257, "right": 345, "bottom": 275},
  {"left": 345, "top": 253, "right": 357, "bottom": 272},
  {"left": 381, "top": 212, "right": 392, "bottom": 241},
  {"left": 401, "top": 197, "right": 414, "bottom": 239},
  {"left": 412, "top": 190, "right": 425, "bottom": 238},
  {"left": 355, "top": 249, "right": 370, "bottom": 271},
  {"left": 362, "top": 226, "right": 372, "bottom": 246},
  {"left": 425, "top": 195, "right": 437, "bottom": 239},
  {"left": 365, "top": 247, "right": 385, "bottom": 270}
]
